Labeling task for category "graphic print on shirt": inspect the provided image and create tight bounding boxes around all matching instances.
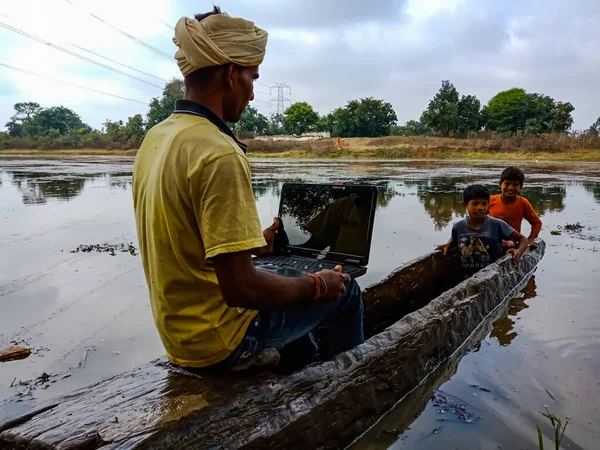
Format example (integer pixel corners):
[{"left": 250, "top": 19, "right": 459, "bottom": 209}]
[{"left": 459, "top": 231, "right": 492, "bottom": 269}]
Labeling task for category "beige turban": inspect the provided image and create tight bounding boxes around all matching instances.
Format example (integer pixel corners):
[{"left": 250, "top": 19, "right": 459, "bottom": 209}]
[{"left": 173, "top": 13, "right": 268, "bottom": 77}]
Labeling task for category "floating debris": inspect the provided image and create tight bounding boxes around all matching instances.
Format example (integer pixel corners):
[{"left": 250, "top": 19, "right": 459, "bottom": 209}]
[
  {"left": 551, "top": 230, "right": 562, "bottom": 236},
  {"left": 70, "top": 242, "right": 138, "bottom": 256},
  {"left": 563, "top": 222, "right": 584, "bottom": 232},
  {"left": 470, "top": 384, "right": 492, "bottom": 393},
  {"left": 0, "top": 345, "right": 31, "bottom": 362},
  {"left": 432, "top": 391, "right": 480, "bottom": 424}
]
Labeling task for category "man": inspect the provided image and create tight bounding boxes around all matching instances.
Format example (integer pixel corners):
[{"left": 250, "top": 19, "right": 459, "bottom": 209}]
[{"left": 132, "top": 7, "right": 364, "bottom": 372}]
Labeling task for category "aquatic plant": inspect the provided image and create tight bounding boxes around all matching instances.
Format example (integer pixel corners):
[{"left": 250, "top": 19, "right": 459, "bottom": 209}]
[{"left": 536, "top": 408, "right": 569, "bottom": 450}]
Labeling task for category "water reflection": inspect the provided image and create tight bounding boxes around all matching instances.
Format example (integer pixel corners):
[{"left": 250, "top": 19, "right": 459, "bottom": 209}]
[
  {"left": 490, "top": 277, "right": 537, "bottom": 347},
  {"left": 0, "top": 169, "right": 133, "bottom": 205},
  {"left": 6, "top": 171, "right": 89, "bottom": 204},
  {"left": 520, "top": 186, "right": 566, "bottom": 216},
  {"left": 0, "top": 162, "right": 572, "bottom": 226},
  {"left": 584, "top": 184, "right": 600, "bottom": 203}
]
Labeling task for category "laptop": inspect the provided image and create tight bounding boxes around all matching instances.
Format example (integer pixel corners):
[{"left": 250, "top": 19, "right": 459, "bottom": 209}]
[{"left": 254, "top": 183, "right": 378, "bottom": 278}]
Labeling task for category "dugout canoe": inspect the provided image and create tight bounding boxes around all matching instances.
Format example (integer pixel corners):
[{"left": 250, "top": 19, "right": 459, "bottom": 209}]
[{"left": 0, "top": 240, "right": 545, "bottom": 450}]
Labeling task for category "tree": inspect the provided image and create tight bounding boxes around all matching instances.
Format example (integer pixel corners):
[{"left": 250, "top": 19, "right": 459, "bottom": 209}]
[
  {"left": 590, "top": 117, "right": 600, "bottom": 133},
  {"left": 5, "top": 102, "right": 43, "bottom": 137},
  {"left": 421, "top": 80, "right": 460, "bottom": 136},
  {"left": 104, "top": 119, "right": 125, "bottom": 141},
  {"left": 123, "top": 114, "right": 145, "bottom": 142},
  {"left": 265, "top": 113, "right": 285, "bottom": 135},
  {"left": 487, "top": 89, "right": 574, "bottom": 134},
  {"left": 283, "top": 102, "right": 319, "bottom": 135},
  {"left": 236, "top": 106, "right": 269, "bottom": 135},
  {"left": 457, "top": 94, "right": 481, "bottom": 134},
  {"left": 549, "top": 101, "right": 575, "bottom": 133},
  {"left": 12, "top": 102, "right": 42, "bottom": 122},
  {"left": 328, "top": 98, "right": 397, "bottom": 137},
  {"left": 146, "top": 78, "right": 185, "bottom": 129},
  {"left": 354, "top": 98, "right": 397, "bottom": 137},
  {"left": 392, "top": 120, "right": 432, "bottom": 136},
  {"left": 24, "top": 106, "right": 86, "bottom": 137},
  {"left": 5, "top": 121, "right": 26, "bottom": 137}
]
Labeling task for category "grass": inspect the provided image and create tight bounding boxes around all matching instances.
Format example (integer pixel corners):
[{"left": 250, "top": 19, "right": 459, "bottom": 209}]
[
  {"left": 536, "top": 408, "right": 569, "bottom": 450},
  {"left": 2, "top": 135, "right": 600, "bottom": 161}
]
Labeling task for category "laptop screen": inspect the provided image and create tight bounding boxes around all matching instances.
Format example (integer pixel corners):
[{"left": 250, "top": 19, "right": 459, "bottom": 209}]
[{"left": 278, "top": 183, "right": 378, "bottom": 265}]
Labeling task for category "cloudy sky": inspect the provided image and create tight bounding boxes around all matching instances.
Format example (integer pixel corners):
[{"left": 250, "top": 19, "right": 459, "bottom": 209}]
[{"left": 0, "top": 0, "right": 598, "bottom": 131}]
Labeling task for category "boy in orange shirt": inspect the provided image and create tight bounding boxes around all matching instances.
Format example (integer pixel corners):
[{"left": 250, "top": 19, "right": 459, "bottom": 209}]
[{"left": 489, "top": 167, "right": 542, "bottom": 248}]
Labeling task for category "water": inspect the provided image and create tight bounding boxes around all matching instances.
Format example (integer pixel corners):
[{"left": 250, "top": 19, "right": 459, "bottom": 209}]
[{"left": 0, "top": 157, "right": 599, "bottom": 448}]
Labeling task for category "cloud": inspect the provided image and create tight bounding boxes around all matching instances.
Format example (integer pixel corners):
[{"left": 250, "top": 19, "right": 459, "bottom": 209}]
[{"left": 0, "top": 0, "right": 598, "bottom": 130}]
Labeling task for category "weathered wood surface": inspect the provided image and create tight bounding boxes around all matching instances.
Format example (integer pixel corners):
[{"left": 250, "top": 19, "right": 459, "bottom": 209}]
[{"left": 0, "top": 241, "right": 545, "bottom": 450}]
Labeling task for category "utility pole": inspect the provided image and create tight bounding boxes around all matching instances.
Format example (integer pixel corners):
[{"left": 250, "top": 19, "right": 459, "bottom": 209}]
[{"left": 270, "top": 82, "right": 291, "bottom": 115}]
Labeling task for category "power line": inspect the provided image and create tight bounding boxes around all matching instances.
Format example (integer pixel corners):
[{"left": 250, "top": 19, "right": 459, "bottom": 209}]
[
  {"left": 68, "top": 42, "right": 168, "bottom": 83},
  {"left": 270, "top": 82, "right": 292, "bottom": 115},
  {"left": 64, "top": 0, "right": 173, "bottom": 61},
  {"left": 0, "top": 62, "right": 148, "bottom": 105},
  {"left": 0, "top": 21, "right": 163, "bottom": 89},
  {"left": 257, "top": 80, "right": 271, "bottom": 89},
  {"left": 155, "top": 17, "right": 174, "bottom": 31}
]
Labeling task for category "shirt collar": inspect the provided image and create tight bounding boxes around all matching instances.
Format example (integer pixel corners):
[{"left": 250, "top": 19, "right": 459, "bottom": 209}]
[{"left": 173, "top": 99, "right": 248, "bottom": 154}]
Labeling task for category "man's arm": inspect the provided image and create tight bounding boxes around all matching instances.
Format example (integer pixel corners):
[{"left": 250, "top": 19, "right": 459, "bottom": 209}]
[{"left": 213, "top": 250, "right": 350, "bottom": 309}]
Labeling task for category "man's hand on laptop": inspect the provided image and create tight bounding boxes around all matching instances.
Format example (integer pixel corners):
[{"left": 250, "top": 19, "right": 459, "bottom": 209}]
[
  {"left": 315, "top": 267, "right": 351, "bottom": 302},
  {"left": 253, "top": 217, "right": 280, "bottom": 256}
]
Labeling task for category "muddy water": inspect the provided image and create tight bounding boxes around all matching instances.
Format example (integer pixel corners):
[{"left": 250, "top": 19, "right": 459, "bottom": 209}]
[{"left": 0, "top": 157, "right": 599, "bottom": 448}]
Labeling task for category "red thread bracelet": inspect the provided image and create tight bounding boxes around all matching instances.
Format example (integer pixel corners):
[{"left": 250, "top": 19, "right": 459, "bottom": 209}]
[{"left": 308, "top": 273, "right": 320, "bottom": 303}]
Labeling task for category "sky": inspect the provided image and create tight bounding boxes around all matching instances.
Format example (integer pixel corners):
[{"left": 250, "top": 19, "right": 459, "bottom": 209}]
[{"left": 0, "top": 0, "right": 598, "bottom": 131}]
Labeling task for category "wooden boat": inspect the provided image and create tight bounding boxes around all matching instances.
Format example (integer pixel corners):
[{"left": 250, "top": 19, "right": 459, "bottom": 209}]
[{"left": 0, "top": 241, "right": 545, "bottom": 450}]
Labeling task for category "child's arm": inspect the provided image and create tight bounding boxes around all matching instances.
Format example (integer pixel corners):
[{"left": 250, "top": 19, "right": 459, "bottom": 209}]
[
  {"left": 436, "top": 224, "right": 458, "bottom": 255},
  {"left": 436, "top": 239, "right": 454, "bottom": 255},
  {"left": 523, "top": 199, "right": 542, "bottom": 246},
  {"left": 506, "top": 230, "right": 528, "bottom": 264}
]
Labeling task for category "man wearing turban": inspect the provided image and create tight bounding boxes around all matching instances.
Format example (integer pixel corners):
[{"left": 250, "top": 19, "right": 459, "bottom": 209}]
[{"left": 132, "top": 7, "right": 364, "bottom": 372}]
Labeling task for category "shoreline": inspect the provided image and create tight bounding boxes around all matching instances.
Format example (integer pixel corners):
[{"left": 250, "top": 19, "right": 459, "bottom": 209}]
[{"left": 1, "top": 147, "right": 599, "bottom": 161}]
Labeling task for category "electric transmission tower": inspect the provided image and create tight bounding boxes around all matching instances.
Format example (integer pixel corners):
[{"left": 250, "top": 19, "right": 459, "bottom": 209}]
[{"left": 270, "top": 82, "right": 292, "bottom": 115}]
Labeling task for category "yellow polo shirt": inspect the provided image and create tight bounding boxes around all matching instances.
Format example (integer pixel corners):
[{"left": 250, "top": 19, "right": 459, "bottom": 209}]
[{"left": 132, "top": 107, "right": 265, "bottom": 368}]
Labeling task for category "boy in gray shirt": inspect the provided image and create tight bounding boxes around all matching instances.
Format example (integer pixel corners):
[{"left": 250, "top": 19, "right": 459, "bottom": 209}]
[{"left": 437, "top": 185, "right": 528, "bottom": 275}]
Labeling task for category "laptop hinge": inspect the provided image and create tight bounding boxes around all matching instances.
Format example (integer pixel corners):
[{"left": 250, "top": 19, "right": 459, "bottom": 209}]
[{"left": 345, "top": 259, "right": 361, "bottom": 264}]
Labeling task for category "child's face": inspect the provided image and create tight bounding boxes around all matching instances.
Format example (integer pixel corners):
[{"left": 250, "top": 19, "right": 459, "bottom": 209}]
[
  {"left": 465, "top": 198, "right": 489, "bottom": 219},
  {"left": 499, "top": 180, "right": 522, "bottom": 198}
]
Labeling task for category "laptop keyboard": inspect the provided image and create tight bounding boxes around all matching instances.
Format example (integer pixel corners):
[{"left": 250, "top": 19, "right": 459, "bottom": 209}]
[{"left": 255, "top": 255, "right": 338, "bottom": 273}]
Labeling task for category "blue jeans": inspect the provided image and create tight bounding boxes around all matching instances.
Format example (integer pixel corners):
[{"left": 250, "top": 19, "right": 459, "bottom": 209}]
[{"left": 220, "top": 279, "right": 364, "bottom": 371}]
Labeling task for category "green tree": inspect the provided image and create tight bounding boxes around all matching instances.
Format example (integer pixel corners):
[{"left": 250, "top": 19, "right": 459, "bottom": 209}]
[
  {"left": 24, "top": 106, "right": 87, "bottom": 137},
  {"left": 328, "top": 98, "right": 397, "bottom": 137},
  {"left": 354, "top": 97, "right": 397, "bottom": 137},
  {"left": 392, "top": 120, "right": 432, "bottom": 136},
  {"left": 104, "top": 119, "right": 124, "bottom": 141},
  {"left": 265, "top": 113, "right": 285, "bottom": 135},
  {"left": 479, "top": 105, "right": 489, "bottom": 130},
  {"left": 457, "top": 94, "right": 481, "bottom": 134},
  {"left": 590, "top": 117, "right": 600, "bottom": 133},
  {"left": 421, "top": 80, "right": 460, "bottom": 136},
  {"left": 549, "top": 101, "right": 575, "bottom": 133},
  {"left": 236, "top": 106, "right": 269, "bottom": 134},
  {"left": 12, "top": 102, "right": 42, "bottom": 122},
  {"left": 123, "top": 114, "right": 145, "bottom": 142},
  {"left": 486, "top": 88, "right": 532, "bottom": 133},
  {"left": 5, "top": 102, "right": 43, "bottom": 137},
  {"left": 283, "top": 101, "right": 319, "bottom": 135},
  {"left": 487, "top": 89, "right": 573, "bottom": 134},
  {"left": 146, "top": 78, "right": 185, "bottom": 129},
  {"left": 314, "top": 114, "right": 332, "bottom": 132}
]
